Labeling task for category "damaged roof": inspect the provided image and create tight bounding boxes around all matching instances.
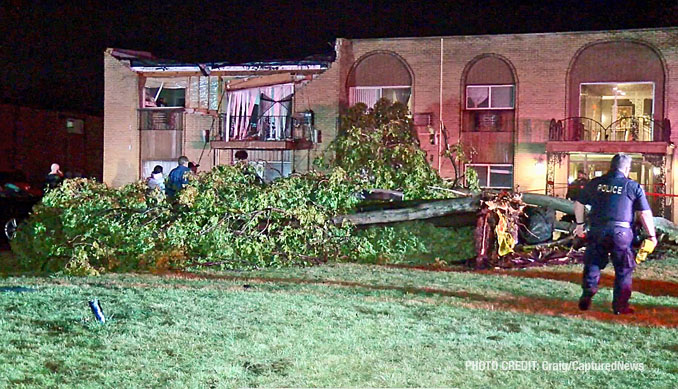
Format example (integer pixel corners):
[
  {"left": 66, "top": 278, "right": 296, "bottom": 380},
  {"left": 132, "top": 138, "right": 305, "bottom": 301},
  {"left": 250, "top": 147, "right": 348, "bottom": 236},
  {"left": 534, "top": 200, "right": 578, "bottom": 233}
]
[{"left": 108, "top": 48, "right": 333, "bottom": 74}]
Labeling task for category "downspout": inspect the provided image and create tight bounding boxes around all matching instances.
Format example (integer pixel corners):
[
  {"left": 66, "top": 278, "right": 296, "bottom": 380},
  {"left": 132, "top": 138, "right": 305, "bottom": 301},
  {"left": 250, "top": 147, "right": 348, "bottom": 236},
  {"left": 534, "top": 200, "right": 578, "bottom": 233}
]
[
  {"left": 225, "top": 81, "right": 231, "bottom": 142},
  {"left": 438, "top": 38, "right": 444, "bottom": 173}
]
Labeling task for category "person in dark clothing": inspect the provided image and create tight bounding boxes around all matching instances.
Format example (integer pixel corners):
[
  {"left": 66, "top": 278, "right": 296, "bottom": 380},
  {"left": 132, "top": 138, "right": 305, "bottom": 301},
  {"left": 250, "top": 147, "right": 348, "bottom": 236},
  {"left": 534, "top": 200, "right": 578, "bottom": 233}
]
[
  {"left": 188, "top": 162, "right": 199, "bottom": 174},
  {"left": 165, "top": 156, "right": 191, "bottom": 197},
  {"left": 45, "top": 163, "right": 64, "bottom": 190},
  {"left": 566, "top": 170, "right": 588, "bottom": 201},
  {"left": 573, "top": 153, "right": 656, "bottom": 315},
  {"left": 234, "top": 150, "right": 248, "bottom": 163}
]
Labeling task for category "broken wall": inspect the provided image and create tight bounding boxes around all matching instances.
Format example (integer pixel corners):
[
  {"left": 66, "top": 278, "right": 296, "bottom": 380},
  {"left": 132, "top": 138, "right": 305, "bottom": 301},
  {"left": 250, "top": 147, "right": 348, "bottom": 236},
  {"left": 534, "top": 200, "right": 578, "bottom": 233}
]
[{"left": 103, "top": 50, "right": 141, "bottom": 187}]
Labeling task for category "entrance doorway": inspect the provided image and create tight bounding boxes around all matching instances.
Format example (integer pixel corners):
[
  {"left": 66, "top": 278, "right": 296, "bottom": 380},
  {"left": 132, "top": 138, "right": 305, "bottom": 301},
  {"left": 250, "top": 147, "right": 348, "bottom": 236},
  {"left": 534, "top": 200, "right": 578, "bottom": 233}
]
[{"left": 568, "top": 153, "right": 664, "bottom": 214}]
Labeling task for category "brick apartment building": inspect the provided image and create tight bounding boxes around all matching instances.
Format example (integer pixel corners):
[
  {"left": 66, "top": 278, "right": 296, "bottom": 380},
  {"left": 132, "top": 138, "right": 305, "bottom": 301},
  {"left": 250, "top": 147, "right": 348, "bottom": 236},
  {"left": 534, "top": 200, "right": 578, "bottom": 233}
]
[
  {"left": 104, "top": 27, "right": 678, "bottom": 220},
  {"left": 0, "top": 104, "right": 103, "bottom": 187}
]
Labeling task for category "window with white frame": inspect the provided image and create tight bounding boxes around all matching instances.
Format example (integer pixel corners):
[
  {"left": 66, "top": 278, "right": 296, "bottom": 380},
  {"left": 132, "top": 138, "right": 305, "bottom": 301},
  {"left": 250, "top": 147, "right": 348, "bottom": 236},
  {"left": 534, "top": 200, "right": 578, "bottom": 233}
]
[
  {"left": 466, "top": 164, "right": 513, "bottom": 188},
  {"left": 466, "top": 85, "right": 514, "bottom": 109},
  {"left": 349, "top": 86, "right": 411, "bottom": 109}
]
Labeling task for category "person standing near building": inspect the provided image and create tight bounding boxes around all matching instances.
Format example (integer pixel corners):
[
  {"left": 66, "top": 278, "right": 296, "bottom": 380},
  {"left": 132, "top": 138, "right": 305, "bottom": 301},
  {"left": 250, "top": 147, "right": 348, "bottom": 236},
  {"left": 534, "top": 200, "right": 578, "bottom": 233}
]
[
  {"left": 165, "top": 156, "right": 190, "bottom": 197},
  {"left": 188, "top": 161, "right": 199, "bottom": 174},
  {"left": 573, "top": 153, "right": 657, "bottom": 315},
  {"left": 146, "top": 165, "right": 165, "bottom": 192},
  {"left": 44, "top": 163, "right": 64, "bottom": 190},
  {"left": 566, "top": 170, "right": 589, "bottom": 201}
]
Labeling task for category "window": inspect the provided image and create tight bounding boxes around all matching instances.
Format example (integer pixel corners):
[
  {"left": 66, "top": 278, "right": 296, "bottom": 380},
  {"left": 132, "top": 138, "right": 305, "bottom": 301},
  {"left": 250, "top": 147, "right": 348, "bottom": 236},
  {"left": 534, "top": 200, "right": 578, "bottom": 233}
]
[
  {"left": 250, "top": 161, "right": 292, "bottom": 182},
  {"left": 464, "top": 85, "right": 515, "bottom": 132},
  {"left": 189, "top": 76, "right": 221, "bottom": 110},
  {"left": 349, "top": 86, "right": 411, "bottom": 109},
  {"left": 347, "top": 52, "right": 413, "bottom": 110},
  {"left": 223, "top": 84, "right": 294, "bottom": 141},
  {"left": 66, "top": 118, "right": 84, "bottom": 134},
  {"left": 466, "top": 85, "right": 514, "bottom": 109},
  {"left": 241, "top": 150, "right": 293, "bottom": 182},
  {"left": 579, "top": 82, "right": 654, "bottom": 141},
  {"left": 143, "top": 78, "right": 187, "bottom": 108},
  {"left": 466, "top": 164, "right": 513, "bottom": 188}
]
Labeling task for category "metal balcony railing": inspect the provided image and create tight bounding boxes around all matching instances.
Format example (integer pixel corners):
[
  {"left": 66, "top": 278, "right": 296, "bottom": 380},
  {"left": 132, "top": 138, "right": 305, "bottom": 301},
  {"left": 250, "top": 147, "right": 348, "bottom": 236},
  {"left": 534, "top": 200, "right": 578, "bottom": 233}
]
[
  {"left": 138, "top": 108, "right": 184, "bottom": 131},
  {"left": 548, "top": 116, "right": 670, "bottom": 142},
  {"left": 219, "top": 115, "right": 306, "bottom": 141}
]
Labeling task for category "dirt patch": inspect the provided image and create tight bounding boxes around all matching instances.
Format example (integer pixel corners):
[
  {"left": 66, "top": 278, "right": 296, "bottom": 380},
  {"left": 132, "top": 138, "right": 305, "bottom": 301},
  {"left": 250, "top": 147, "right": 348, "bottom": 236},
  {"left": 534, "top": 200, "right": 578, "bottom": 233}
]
[
  {"left": 382, "top": 263, "right": 678, "bottom": 299},
  {"left": 487, "top": 269, "right": 678, "bottom": 299},
  {"left": 166, "top": 270, "right": 678, "bottom": 328}
]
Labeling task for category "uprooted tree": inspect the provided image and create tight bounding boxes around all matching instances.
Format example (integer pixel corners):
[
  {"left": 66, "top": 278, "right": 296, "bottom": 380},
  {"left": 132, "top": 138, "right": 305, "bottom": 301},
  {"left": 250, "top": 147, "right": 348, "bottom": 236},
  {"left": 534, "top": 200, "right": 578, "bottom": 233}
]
[
  {"left": 12, "top": 99, "right": 678, "bottom": 274},
  {"left": 12, "top": 100, "right": 469, "bottom": 274}
]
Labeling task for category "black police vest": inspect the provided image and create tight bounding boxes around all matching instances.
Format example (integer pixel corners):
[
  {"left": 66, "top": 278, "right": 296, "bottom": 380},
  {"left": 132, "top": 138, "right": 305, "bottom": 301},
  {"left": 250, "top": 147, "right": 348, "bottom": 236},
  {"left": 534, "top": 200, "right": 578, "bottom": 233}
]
[{"left": 579, "top": 170, "right": 647, "bottom": 226}]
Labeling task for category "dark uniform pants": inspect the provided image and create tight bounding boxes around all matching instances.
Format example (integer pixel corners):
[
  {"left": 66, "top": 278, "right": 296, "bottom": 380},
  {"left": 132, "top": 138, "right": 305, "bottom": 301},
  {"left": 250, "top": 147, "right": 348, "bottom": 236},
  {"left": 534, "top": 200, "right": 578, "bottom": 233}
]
[{"left": 582, "top": 226, "right": 636, "bottom": 311}]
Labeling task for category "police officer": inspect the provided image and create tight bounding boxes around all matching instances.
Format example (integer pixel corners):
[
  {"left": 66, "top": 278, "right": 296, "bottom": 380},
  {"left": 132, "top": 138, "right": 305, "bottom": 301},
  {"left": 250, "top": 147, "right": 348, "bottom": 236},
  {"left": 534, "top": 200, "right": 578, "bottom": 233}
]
[{"left": 573, "top": 153, "right": 657, "bottom": 315}]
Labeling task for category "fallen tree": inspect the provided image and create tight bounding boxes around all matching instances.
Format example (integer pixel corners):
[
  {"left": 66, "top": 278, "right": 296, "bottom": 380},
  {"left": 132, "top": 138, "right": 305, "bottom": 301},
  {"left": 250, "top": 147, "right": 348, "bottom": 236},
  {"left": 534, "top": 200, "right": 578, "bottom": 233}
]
[
  {"left": 333, "top": 195, "right": 480, "bottom": 226},
  {"left": 334, "top": 190, "right": 678, "bottom": 269}
]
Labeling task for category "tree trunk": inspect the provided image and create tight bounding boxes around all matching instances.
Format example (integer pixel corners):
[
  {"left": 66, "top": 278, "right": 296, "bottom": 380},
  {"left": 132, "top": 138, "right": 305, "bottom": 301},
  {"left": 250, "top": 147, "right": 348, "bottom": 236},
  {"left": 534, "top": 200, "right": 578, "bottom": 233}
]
[
  {"left": 521, "top": 193, "right": 575, "bottom": 215},
  {"left": 333, "top": 195, "right": 481, "bottom": 226},
  {"left": 335, "top": 191, "right": 678, "bottom": 240}
]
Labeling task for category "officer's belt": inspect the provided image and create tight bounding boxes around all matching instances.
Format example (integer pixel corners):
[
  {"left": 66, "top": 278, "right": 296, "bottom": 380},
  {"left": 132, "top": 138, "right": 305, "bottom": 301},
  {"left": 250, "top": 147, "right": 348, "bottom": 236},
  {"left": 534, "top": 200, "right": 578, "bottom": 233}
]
[{"left": 592, "top": 221, "right": 631, "bottom": 228}]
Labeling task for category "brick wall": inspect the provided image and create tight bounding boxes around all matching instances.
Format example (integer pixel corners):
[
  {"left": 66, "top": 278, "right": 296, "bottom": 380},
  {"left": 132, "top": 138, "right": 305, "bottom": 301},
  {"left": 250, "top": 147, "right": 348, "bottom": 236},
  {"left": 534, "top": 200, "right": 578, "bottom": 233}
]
[
  {"left": 336, "top": 28, "right": 678, "bottom": 196},
  {"left": 103, "top": 50, "right": 141, "bottom": 187},
  {"left": 184, "top": 112, "right": 215, "bottom": 172},
  {"left": 292, "top": 39, "right": 348, "bottom": 171},
  {"left": 0, "top": 104, "right": 102, "bottom": 188}
]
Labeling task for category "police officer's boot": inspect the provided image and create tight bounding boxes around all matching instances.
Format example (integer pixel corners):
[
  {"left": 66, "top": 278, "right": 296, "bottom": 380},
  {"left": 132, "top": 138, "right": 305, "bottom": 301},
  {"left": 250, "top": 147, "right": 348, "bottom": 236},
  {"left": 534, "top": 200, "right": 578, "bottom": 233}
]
[
  {"left": 613, "top": 307, "right": 635, "bottom": 315},
  {"left": 578, "top": 291, "right": 595, "bottom": 311}
]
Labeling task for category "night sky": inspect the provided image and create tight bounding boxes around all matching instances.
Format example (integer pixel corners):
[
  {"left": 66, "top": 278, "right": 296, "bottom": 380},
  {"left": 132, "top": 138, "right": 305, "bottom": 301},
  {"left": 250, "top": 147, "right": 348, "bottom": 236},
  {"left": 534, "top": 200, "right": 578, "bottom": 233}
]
[{"left": 1, "top": 0, "right": 677, "bottom": 115}]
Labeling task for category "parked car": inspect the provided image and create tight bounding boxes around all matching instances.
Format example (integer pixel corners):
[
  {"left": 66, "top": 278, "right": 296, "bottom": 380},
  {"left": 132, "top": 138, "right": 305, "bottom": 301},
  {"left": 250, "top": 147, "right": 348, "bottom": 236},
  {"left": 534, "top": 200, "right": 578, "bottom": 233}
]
[{"left": 0, "top": 171, "right": 43, "bottom": 242}]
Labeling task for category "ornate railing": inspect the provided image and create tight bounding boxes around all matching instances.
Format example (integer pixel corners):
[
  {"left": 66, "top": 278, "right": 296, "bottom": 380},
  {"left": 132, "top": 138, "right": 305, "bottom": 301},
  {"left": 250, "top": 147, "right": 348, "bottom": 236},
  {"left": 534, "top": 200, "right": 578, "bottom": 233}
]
[
  {"left": 138, "top": 108, "right": 184, "bottom": 131},
  {"left": 219, "top": 115, "right": 308, "bottom": 141},
  {"left": 548, "top": 116, "right": 670, "bottom": 142}
]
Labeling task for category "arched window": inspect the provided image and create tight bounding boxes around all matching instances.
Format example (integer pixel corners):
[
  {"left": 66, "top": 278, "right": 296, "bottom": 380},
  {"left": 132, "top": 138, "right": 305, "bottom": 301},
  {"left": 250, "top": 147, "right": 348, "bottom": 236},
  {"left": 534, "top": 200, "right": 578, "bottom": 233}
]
[
  {"left": 462, "top": 55, "right": 516, "bottom": 189},
  {"left": 568, "top": 40, "right": 665, "bottom": 141},
  {"left": 462, "top": 56, "right": 515, "bottom": 133},
  {"left": 347, "top": 52, "right": 412, "bottom": 109}
]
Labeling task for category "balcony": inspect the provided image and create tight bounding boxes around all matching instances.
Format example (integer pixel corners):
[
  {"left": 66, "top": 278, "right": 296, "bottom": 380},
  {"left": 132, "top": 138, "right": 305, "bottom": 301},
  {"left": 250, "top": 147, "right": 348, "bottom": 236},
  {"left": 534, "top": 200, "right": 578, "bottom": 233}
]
[
  {"left": 547, "top": 116, "right": 671, "bottom": 154},
  {"left": 138, "top": 108, "right": 184, "bottom": 131},
  {"left": 548, "top": 117, "right": 669, "bottom": 142},
  {"left": 211, "top": 114, "right": 313, "bottom": 150},
  {"left": 138, "top": 109, "right": 183, "bottom": 166}
]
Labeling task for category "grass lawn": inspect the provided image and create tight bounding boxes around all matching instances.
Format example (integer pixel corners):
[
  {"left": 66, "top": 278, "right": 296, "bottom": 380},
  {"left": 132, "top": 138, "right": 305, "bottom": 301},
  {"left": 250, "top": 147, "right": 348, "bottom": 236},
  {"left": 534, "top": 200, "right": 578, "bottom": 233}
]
[{"left": 1, "top": 251, "right": 678, "bottom": 388}]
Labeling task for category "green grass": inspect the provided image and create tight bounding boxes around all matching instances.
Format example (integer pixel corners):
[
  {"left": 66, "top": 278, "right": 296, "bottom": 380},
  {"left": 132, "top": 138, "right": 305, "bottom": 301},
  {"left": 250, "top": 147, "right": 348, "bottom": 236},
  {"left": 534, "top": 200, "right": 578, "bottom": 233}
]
[{"left": 1, "top": 256, "right": 678, "bottom": 387}]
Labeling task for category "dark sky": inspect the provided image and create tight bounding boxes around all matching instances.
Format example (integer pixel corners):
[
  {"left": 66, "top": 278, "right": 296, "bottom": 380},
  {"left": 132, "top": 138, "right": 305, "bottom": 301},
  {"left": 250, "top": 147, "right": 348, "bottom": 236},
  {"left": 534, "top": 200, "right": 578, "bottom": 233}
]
[{"left": 1, "top": 0, "right": 677, "bottom": 115}]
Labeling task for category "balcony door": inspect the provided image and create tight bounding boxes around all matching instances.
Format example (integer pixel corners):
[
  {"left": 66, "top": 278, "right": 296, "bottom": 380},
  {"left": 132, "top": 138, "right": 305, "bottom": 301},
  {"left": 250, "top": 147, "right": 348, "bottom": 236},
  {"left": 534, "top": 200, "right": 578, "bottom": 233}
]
[{"left": 579, "top": 82, "right": 654, "bottom": 141}]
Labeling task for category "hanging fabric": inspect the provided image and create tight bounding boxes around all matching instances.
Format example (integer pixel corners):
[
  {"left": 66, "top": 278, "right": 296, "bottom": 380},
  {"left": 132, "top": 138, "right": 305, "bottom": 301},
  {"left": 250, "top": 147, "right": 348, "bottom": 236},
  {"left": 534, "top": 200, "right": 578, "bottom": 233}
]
[
  {"left": 259, "top": 83, "right": 294, "bottom": 140},
  {"left": 467, "top": 86, "right": 489, "bottom": 108},
  {"left": 349, "top": 87, "right": 380, "bottom": 108},
  {"left": 225, "top": 83, "right": 294, "bottom": 140}
]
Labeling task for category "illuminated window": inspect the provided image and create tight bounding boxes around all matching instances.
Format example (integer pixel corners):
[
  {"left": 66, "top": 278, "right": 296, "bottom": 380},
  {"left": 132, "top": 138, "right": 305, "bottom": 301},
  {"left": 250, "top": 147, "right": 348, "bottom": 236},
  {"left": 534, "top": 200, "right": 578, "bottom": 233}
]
[{"left": 65, "top": 118, "right": 84, "bottom": 134}]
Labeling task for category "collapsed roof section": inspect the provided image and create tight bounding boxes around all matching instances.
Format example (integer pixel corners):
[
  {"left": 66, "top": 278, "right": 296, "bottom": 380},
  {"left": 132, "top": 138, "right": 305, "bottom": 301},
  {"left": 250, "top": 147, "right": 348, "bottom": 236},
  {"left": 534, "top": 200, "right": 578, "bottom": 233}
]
[{"left": 107, "top": 48, "right": 332, "bottom": 77}]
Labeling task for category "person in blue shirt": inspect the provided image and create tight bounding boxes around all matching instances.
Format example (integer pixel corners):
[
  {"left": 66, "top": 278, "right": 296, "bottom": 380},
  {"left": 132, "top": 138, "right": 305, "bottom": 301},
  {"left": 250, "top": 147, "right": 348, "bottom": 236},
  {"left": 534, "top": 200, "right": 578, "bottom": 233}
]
[
  {"left": 573, "top": 153, "right": 657, "bottom": 315},
  {"left": 165, "top": 156, "right": 191, "bottom": 198}
]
